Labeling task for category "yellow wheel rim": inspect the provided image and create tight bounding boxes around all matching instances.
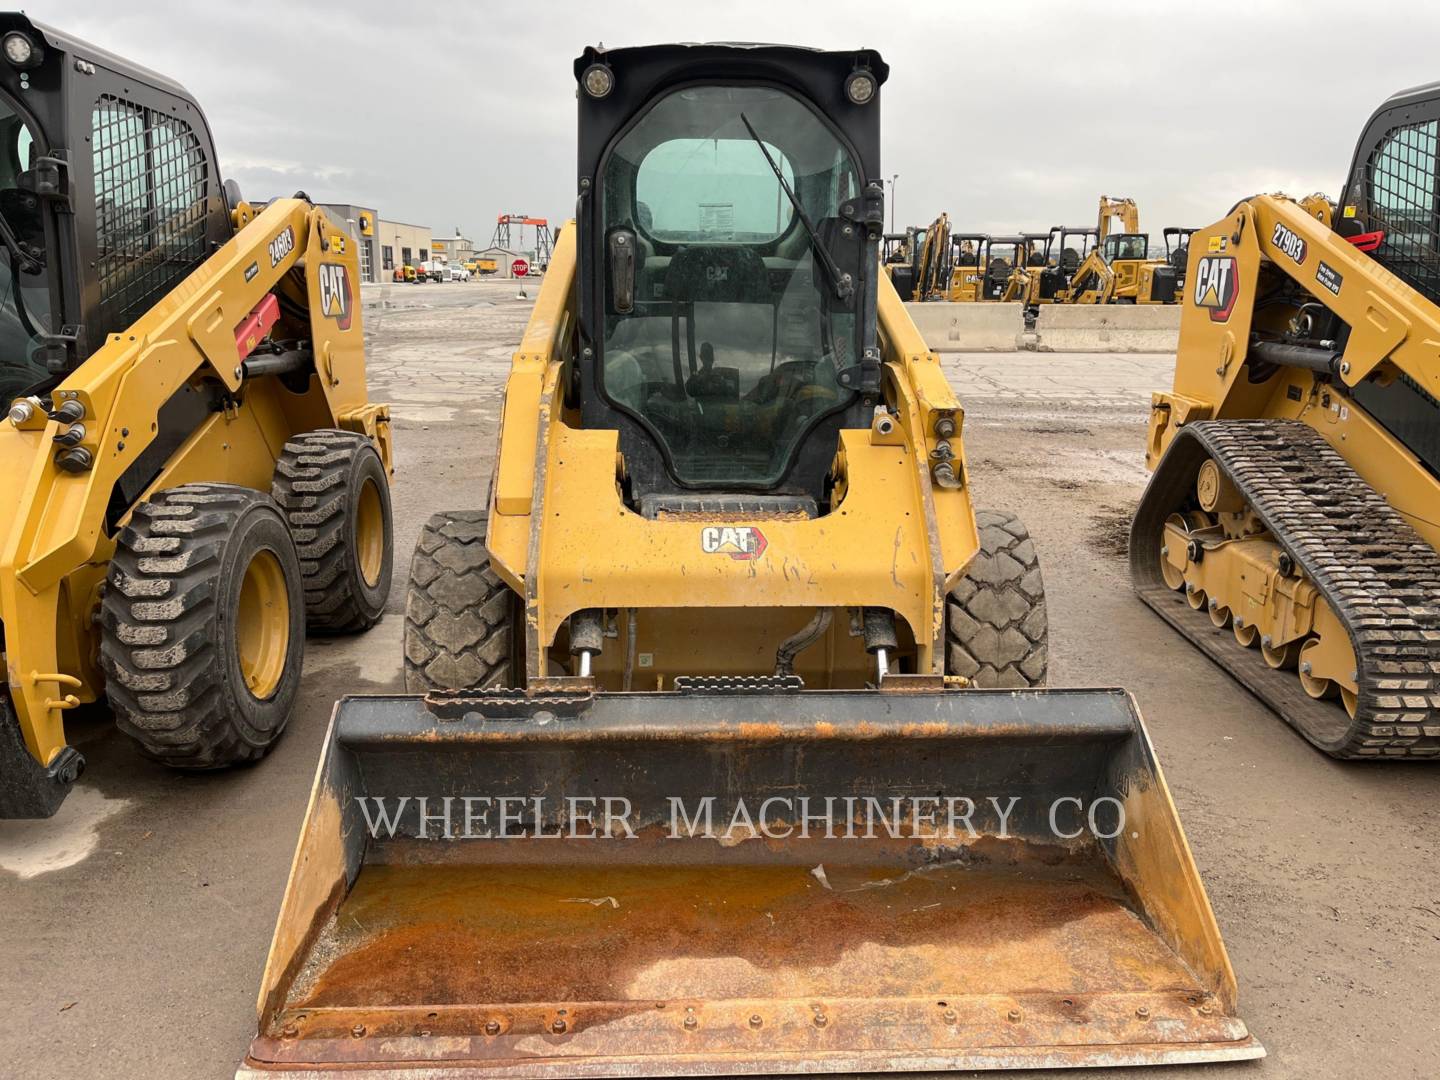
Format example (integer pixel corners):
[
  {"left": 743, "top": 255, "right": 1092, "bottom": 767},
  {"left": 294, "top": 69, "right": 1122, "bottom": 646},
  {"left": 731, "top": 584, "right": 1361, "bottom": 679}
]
[
  {"left": 236, "top": 549, "right": 290, "bottom": 699},
  {"left": 356, "top": 478, "right": 385, "bottom": 588}
]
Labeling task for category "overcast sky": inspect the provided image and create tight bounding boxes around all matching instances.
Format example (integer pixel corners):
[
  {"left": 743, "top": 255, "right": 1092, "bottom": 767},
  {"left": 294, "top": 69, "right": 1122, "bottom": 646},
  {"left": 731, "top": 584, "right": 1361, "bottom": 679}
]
[{"left": 49, "top": 0, "right": 1440, "bottom": 242}]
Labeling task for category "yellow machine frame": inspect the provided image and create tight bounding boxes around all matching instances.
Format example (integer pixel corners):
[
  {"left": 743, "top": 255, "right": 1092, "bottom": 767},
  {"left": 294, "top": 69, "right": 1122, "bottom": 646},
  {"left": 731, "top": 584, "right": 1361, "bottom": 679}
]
[
  {"left": 484, "top": 225, "right": 979, "bottom": 685},
  {"left": 1146, "top": 192, "right": 1439, "bottom": 547},
  {"left": 0, "top": 199, "right": 392, "bottom": 775}
]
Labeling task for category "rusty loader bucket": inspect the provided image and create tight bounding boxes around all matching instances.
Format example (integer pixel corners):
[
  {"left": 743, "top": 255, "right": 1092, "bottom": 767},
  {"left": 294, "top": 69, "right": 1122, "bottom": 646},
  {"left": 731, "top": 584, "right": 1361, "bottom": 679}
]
[{"left": 240, "top": 683, "right": 1260, "bottom": 1076}]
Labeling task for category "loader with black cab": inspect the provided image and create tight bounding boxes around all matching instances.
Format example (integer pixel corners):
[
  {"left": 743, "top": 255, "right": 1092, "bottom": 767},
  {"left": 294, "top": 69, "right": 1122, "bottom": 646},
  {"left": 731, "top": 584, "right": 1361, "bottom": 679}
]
[
  {"left": 1133, "top": 82, "right": 1440, "bottom": 759},
  {"left": 243, "top": 42, "right": 1260, "bottom": 1077},
  {"left": 0, "top": 14, "right": 395, "bottom": 818}
]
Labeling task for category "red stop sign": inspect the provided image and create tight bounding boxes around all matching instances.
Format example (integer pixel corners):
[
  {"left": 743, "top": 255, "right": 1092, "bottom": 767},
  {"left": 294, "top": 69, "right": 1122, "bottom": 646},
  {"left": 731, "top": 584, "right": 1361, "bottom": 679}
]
[{"left": 511, "top": 257, "right": 529, "bottom": 277}]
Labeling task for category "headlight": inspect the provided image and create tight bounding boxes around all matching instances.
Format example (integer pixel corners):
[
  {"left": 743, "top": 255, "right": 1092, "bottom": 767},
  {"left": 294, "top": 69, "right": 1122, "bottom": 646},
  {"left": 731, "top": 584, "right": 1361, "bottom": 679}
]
[
  {"left": 581, "top": 63, "right": 614, "bottom": 99},
  {"left": 3, "top": 32, "right": 40, "bottom": 69},
  {"left": 844, "top": 69, "right": 876, "bottom": 105}
]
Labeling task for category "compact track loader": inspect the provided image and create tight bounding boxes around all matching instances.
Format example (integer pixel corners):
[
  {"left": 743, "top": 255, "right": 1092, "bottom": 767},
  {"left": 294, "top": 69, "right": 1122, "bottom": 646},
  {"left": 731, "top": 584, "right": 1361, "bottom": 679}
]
[
  {"left": 244, "top": 43, "right": 1258, "bottom": 1076},
  {"left": 0, "top": 15, "right": 394, "bottom": 817},
  {"left": 1133, "top": 82, "right": 1440, "bottom": 759}
]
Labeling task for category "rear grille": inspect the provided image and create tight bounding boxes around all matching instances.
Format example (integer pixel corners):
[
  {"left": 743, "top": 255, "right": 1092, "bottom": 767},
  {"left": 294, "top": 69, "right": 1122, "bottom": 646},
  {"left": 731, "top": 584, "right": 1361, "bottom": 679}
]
[
  {"left": 1362, "top": 117, "right": 1440, "bottom": 304},
  {"left": 92, "top": 94, "right": 210, "bottom": 334}
]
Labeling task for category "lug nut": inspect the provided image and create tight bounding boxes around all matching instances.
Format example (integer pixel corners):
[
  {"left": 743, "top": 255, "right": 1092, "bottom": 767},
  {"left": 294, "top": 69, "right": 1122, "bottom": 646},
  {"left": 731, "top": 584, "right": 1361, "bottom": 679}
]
[
  {"left": 749, "top": 1014, "right": 763, "bottom": 1029},
  {"left": 1136, "top": 1006, "right": 1150, "bottom": 1020},
  {"left": 350, "top": 1024, "right": 366, "bottom": 1038},
  {"left": 484, "top": 1020, "right": 501, "bottom": 1036},
  {"left": 551, "top": 1018, "right": 567, "bottom": 1034},
  {"left": 1006, "top": 1008, "right": 1022, "bottom": 1023},
  {"left": 683, "top": 1014, "right": 698, "bottom": 1030}
]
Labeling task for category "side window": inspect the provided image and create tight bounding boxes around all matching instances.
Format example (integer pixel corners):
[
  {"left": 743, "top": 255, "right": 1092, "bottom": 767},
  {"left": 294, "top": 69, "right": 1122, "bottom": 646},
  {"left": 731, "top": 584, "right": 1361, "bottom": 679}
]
[
  {"left": 92, "top": 94, "right": 210, "bottom": 334},
  {"left": 1366, "top": 118, "right": 1439, "bottom": 301}
]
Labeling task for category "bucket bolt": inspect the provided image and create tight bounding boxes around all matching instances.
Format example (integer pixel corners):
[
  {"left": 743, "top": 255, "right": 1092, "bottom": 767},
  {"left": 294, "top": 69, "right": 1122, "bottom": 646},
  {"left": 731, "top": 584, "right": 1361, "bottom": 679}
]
[
  {"left": 748, "top": 1014, "right": 764, "bottom": 1029},
  {"left": 862, "top": 608, "right": 898, "bottom": 683},
  {"left": 570, "top": 609, "right": 604, "bottom": 677},
  {"left": 484, "top": 1020, "right": 501, "bottom": 1036}
]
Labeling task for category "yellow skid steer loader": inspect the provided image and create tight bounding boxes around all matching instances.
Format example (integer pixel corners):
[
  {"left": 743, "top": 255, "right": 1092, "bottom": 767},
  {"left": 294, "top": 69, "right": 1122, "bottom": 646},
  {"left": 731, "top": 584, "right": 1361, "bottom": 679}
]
[
  {"left": 244, "top": 43, "right": 1259, "bottom": 1076},
  {"left": 1133, "top": 83, "right": 1440, "bottom": 759},
  {"left": 0, "top": 15, "right": 394, "bottom": 817}
]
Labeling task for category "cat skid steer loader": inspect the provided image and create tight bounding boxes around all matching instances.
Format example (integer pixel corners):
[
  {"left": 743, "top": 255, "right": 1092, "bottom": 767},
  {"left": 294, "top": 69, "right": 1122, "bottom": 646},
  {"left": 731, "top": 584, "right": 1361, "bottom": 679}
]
[
  {"left": 0, "top": 15, "right": 394, "bottom": 817},
  {"left": 1133, "top": 83, "right": 1440, "bottom": 759},
  {"left": 243, "top": 44, "right": 1259, "bottom": 1077}
]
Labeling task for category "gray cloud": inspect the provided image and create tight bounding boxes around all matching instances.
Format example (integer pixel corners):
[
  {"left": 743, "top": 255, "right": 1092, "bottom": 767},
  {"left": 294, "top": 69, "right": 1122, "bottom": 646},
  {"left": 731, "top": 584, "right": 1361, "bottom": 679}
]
[{"left": 48, "top": 0, "right": 1440, "bottom": 240}]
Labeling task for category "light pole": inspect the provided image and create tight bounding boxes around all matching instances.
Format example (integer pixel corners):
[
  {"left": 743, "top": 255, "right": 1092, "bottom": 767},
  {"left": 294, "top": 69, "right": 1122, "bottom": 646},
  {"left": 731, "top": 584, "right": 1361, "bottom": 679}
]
[{"left": 889, "top": 173, "right": 899, "bottom": 233}]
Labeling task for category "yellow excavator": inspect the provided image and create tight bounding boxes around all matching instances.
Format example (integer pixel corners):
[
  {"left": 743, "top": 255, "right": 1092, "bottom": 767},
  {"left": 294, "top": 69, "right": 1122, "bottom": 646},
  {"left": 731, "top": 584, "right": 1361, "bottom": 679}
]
[
  {"left": 909, "top": 211, "right": 952, "bottom": 300},
  {"left": 243, "top": 43, "right": 1260, "bottom": 1076},
  {"left": 944, "top": 231, "right": 989, "bottom": 301},
  {"left": 0, "top": 15, "right": 394, "bottom": 816},
  {"left": 1064, "top": 196, "right": 1189, "bottom": 305},
  {"left": 1132, "top": 83, "right": 1440, "bottom": 759}
]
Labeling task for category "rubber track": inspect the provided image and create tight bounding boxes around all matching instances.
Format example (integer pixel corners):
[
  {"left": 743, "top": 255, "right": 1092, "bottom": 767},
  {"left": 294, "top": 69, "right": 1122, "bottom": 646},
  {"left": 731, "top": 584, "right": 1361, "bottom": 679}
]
[{"left": 1131, "top": 420, "right": 1440, "bottom": 758}]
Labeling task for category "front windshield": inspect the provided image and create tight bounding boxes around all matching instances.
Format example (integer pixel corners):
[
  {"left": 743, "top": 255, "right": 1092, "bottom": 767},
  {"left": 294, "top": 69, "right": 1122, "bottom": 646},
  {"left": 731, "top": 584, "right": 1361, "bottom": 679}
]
[
  {"left": 1105, "top": 234, "right": 1149, "bottom": 261},
  {"left": 601, "top": 85, "right": 861, "bottom": 487},
  {"left": 0, "top": 97, "right": 52, "bottom": 403}
]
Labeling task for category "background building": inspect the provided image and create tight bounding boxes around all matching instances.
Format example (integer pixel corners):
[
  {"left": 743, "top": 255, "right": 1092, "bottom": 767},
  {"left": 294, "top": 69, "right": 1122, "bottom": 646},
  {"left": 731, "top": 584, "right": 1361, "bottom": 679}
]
[
  {"left": 318, "top": 203, "right": 380, "bottom": 283},
  {"left": 432, "top": 229, "right": 476, "bottom": 266},
  {"left": 474, "top": 246, "right": 526, "bottom": 278},
  {"left": 379, "top": 219, "right": 433, "bottom": 277}
]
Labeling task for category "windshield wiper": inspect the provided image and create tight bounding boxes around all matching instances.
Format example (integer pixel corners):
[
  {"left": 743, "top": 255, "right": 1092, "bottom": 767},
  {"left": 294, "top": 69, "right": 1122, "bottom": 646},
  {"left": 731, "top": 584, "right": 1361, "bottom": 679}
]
[{"left": 739, "top": 112, "right": 852, "bottom": 301}]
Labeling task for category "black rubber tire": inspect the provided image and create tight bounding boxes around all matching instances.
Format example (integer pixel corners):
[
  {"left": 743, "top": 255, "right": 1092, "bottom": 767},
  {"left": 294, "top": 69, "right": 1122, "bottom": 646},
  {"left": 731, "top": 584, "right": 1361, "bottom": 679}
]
[
  {"left": 100, "top": 484, "right": 305, "bottom": 768},
  {"left": 404, "top": 509, "right": 519, "bottom": 691},
  {"left": 272, "top": 430, "right": 393, "bottom": 634},
  {"left": 946, "top": 509, "right": 1049, "bottom": 687}
]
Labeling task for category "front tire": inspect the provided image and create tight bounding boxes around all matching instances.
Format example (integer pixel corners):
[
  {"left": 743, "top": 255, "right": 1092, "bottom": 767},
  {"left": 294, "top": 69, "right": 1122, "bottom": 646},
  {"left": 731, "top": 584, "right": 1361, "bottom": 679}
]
[
  {"left": 946, "top": 509, "right": 1049, "bottom": 687},
  {"left": 404, "top": 509, "right": 519, "bottom": 691},
  {"left": 100, "top": 484, "right": 305, "bottom": 768}
]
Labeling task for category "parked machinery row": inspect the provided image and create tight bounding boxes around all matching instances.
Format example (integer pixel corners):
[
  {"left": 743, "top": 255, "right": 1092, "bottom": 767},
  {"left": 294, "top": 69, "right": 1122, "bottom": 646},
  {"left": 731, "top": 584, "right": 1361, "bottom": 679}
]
[{"left": 897, "top": 195, "right": 1198, "bottom": 307}]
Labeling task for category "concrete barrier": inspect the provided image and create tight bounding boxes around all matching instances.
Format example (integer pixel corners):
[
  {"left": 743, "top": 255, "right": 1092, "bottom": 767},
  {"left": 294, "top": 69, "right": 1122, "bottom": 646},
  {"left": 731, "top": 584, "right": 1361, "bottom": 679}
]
[
  {"left": 904, "top": 302, "right": 1026, "bottom": 352},
  {"left": 1033, "top": 304, "right": 1180, "bottom": 353}
]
